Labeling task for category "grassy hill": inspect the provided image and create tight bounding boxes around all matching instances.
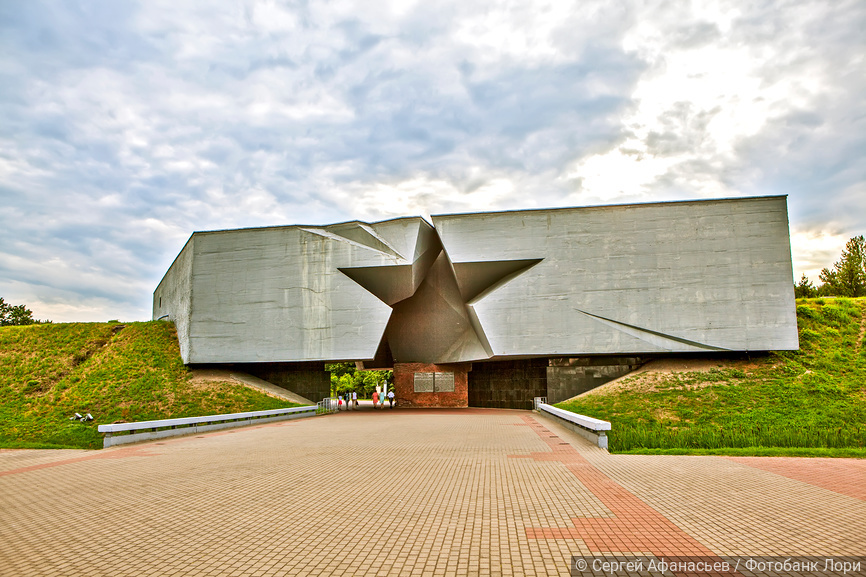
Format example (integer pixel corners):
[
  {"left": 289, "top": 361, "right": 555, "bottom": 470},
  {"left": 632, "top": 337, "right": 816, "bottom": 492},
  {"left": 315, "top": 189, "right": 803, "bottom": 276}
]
[
  {"left": 557, "top": 297, "right": 866, "bottom": 456},
  {"left": 0, "top": 321, "right": 295, "bottom": 450},
  {"left": 5, "top": 299, "right": 864, "bottom": 454}
]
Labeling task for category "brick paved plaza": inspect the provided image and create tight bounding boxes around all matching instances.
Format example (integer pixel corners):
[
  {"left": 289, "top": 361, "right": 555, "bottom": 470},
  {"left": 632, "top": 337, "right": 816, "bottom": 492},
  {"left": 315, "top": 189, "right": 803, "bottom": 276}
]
[{"left": 1, "top": 408, "right": 864, "bottom": 576}]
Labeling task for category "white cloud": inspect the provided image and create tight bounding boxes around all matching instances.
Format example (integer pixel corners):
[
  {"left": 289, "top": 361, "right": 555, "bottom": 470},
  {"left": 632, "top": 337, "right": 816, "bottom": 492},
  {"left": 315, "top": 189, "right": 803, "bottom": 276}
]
[
  {"left": 0, "top": 0, "right": 863, "bottom": 321},
  {"left": 324, "top": 174, "right": 520, "bottom": 221},
  {"left": 790, "top": 229, "right": 850, "bottom": 283}
]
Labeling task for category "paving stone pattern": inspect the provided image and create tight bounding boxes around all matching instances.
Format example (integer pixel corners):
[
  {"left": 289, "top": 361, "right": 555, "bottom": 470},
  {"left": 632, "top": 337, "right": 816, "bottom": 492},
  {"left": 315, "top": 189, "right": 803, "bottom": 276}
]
[{"left": 0, "top": 409, "right": 863, "bottom": 576}]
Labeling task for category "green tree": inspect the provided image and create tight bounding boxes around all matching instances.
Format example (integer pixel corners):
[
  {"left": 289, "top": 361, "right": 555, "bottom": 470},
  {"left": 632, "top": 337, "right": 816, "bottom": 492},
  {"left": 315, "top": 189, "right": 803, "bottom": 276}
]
[
  {"left": 794, "top": 274, "right": 817, "bottom": 298},
  {"left": 325, "top": 362, "right": 392, "bottom": 398},
  {"left": 818, "top": 235, "right": 866, "bottom": 297},
  {"left": 0, "top": 297, "right": 47, "bottom": 326}
]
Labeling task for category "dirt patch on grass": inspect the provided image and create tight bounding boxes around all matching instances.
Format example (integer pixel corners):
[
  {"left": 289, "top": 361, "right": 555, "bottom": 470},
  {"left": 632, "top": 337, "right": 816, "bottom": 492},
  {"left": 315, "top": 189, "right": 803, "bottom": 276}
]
[
  {"left": 188, "top": 368, "right": 238, "bottom": 389},
  {"left": 653, "top": 407, "right": 680, "bottom": 422},
  {"left": 636, "top": 357, "right": 759, "bottom": 373}
]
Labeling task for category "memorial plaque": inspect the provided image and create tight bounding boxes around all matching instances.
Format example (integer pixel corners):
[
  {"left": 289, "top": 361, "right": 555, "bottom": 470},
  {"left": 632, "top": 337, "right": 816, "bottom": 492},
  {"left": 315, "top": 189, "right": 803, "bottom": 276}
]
[
  {"left": 434, "top": 372, "right": 455, "bottom": 392},
  {"left": 414, "top": 372, "right": 434, "bottom": 393}
]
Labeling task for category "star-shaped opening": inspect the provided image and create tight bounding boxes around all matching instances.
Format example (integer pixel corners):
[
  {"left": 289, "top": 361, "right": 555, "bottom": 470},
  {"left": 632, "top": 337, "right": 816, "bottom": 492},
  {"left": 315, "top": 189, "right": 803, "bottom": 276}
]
[{"left": 340, "top": 248, "right": 542, "bottom": 364}]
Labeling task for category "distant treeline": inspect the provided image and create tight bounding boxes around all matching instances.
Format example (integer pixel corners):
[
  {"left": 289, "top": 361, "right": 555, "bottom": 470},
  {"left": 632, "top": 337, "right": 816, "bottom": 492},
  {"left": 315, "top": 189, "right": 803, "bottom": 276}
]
[
  {"left": 0, "top": 297, "right": 48, "bottom": 326},
  {"left": 796, "top": 235, "right": 866, "bottom": 298}
]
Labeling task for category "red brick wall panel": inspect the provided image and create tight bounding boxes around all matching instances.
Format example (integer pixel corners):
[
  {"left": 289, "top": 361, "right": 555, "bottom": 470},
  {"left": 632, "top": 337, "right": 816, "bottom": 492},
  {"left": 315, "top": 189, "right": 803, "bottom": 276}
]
[{"left": 393, "top": 362, "right": 471, "bottom": 408}]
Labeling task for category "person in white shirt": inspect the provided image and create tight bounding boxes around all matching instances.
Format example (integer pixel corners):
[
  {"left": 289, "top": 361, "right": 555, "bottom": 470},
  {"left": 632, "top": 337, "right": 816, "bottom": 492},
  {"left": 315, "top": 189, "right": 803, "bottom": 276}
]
[{"left": 387, "top": 390, "right": 395, "bottom": 409}]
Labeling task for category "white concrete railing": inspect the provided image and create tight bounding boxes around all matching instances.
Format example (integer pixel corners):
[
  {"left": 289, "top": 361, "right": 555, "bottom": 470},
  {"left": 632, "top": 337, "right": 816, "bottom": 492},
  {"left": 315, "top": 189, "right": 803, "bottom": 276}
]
[
  {"left": 98, "top": 405, "right": 317, "bottom": 448},
  {"left": 534, "top": 399, "right": 611, "bottom": 450}
]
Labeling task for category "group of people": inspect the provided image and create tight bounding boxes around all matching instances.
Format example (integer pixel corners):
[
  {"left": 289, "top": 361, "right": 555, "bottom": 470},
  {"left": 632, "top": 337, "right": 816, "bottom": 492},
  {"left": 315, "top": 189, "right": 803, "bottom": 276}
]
[
  {"left": 337, "top": 391, "right": 359, "bottom": 410},
  {"left": 371, "top": 389, "right": 395, "bottom": 409},
  {"left": 335, "top": 389, "right": 395, "bottom": 410}
]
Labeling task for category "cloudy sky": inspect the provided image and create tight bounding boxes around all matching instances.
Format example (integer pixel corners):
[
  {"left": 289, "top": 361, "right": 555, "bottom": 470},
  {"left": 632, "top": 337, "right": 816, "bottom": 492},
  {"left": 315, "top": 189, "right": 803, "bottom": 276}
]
[{"left": 1, "top": 0, "right": 864, "bottom": 322}]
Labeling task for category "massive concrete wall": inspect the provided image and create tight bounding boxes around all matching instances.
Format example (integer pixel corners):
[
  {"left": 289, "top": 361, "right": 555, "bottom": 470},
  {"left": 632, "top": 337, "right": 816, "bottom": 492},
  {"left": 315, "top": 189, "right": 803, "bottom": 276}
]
[
  {"left": 153, "top": 237, "right": 195, "bottom": 362},
  {"left": 432, "top": 196, "right": 798, "bottom": 357},
  {"left": 157, "top": 218, "right": 437, "bottom": 364},
  {"left": 155, "top": 196, "right": 798, "bottom": 367}
]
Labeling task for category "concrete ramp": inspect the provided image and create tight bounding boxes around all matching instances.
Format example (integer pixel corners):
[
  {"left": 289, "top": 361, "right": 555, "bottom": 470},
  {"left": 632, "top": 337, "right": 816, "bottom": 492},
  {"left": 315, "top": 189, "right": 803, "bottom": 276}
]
[
  {"left": 229, "top": 372, "right": 316, "bottom": 405},
  {"left": 561, "top": 356, "right": 756, "bottom": 402},
  {"left": 188, "top": 368, "right": 316, "bottom": 405}
]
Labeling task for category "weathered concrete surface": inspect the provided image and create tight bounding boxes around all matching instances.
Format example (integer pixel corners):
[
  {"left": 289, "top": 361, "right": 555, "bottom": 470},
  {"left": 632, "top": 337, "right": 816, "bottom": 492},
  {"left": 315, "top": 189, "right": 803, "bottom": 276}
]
[
  {"left": 153, "top": 238, "right": 194, "bottom": 361},
  {"left": 155, "top": 196, "right": 798, "bottom": 368},
  {"left": 433, "top": 196, "right": 798, "bottom": 357},
  {"left": 155, "top": 218, "right": 435, "bottom": 364}
]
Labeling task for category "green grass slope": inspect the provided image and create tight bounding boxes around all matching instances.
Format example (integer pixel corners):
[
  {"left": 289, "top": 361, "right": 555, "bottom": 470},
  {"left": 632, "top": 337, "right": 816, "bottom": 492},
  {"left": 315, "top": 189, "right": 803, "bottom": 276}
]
[
  {"left": 0, "top": 321, "right": 296, "bottom": 449},
  {"left": 557, "top": 298, "right": 866, "bottom": 456}
]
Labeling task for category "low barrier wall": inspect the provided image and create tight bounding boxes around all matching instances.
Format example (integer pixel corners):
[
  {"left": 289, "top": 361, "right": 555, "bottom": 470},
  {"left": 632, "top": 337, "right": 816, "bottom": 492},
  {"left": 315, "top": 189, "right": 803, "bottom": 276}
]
[
  {"left": 534, "top": 399, "right": 611, "bottom": 450},
  {"left": 98, "top": 406, "right": 317, "bottom": 448}
]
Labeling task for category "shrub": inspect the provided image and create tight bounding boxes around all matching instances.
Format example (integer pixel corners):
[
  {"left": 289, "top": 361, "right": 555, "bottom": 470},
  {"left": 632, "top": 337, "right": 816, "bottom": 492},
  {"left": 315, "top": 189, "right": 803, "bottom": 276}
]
[{"left": 796, "top": 305, "right": 819, "bottom": 319}]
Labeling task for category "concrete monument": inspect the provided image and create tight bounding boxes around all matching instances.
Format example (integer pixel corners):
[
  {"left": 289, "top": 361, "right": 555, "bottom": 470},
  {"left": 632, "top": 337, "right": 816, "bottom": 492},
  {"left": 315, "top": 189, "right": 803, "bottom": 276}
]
[{"left": 155, "top": 196, "right": 798, "bottom": 408}]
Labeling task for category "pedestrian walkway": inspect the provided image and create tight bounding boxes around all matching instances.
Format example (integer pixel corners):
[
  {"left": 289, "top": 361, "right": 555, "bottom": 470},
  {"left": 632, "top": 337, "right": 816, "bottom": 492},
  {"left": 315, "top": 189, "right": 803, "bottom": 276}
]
[
  {"left": 0, "top": 409, "right": 863, "bottom": 576},
  {"left": 337, "top": 398, "right": 381, "bottom": 411}
]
